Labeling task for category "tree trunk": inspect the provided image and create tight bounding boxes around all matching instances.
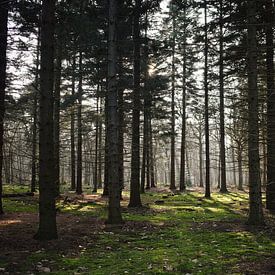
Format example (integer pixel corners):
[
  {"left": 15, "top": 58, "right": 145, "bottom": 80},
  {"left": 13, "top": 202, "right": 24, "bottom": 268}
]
[
  {"left": 199, "top": 130, "right": 204, "bottom": 188},
  {"left": 237, "top": 144, "right": 243, "bottom": 191},
  {"left": 149, "top": 117, "right": 155, "bottom": 187},
  {"left": 219, "top": 0, "right": 227, "bottom": 193},
  {"left": 53, "top": 39, "right": 62, "bottom": 197},
  {"left": 118, "top": 83, "right": 124, "bottom": 197},
  {"left": 70, "top": 51, "right": 76, "bottom": 191},
  {"left": 31, "top": 27, "right": 40, "bottom": 193},
  {"left": 102, "top": 95, "right": 109, "bottom": 197},
  {"left": 247, "top": 0, "right": 264, "bottom": 225},
  {"left": 231, "top": 141, "right": 237, "bottom": 187},
  {"left": 0, "top": 0, "right": 8, "bottom": 215},
  {"left": 129, "top": 0, "right": 142, "bottom": 208},
  {"left": 98, "top": 96, "right": 103, "bottom": 189},
  {"left": 93, "top": 87, "right": 100, "bottom": 193},
  {"left": 76, "top": 51, "right": 83, "bottom": 195},
  {"left": 204, "top": 0, "right": 211, "bottom": 198},
  {"left": 265, "top": 0, "right": 275, "bottom": 210},
  {"left": 170, "top": 4, "right": 176, "bottom": 191},
  {"left": 179, "top": 3, "right": 187, "bottom": 192},
  {"left": 34, "top": 0, "right": 57, "bottom": 240},
  {"left": 106, "top": 0, "right": 123, "bottom": 224},
  {"left": 141, "top": 12, "right": 149, "bottom": 193}
]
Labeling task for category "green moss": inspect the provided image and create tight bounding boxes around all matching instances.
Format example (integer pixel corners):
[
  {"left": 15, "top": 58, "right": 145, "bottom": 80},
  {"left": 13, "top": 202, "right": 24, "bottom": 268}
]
[{"left": 2, "top": 189, "right": 275, "bottom": 274}]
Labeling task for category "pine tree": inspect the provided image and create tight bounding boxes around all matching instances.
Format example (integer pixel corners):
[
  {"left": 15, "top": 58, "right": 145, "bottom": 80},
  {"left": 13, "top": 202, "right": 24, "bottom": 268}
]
[
  {"left": 0, "top": 0, "right": 9, "bottom": 215},
  {"left": 34, "top": 0, "right": 58, "bottom": 240}
]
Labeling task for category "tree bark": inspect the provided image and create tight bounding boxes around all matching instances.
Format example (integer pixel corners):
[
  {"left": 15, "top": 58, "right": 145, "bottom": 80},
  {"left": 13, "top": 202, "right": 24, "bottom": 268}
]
[
  {"left": 247, "top": 0, "right": 264, "bottom": 225},
  {"left": 106, "top": 0, "right": 123, "bottom": 224},
  {"left": 170, "top": 3, "right": 176, "bottom": 191},
  {"left": 0, "top": 0, "right": 8, "bottom": 214},
  {"left": 219, "top": 0, "right": 227, "bottom": 193},
  {"left": 237, "top": 143, "right": 243, "bottom": 191},
  {"left": 34, "top": 0, "right": 57, "bottom": 240},
  {"left": 204, "top": 0, "right": 211, "bottom": 198},
  {"left": 76, "top": 51, "right": 83, "bottom": 195},
  {"left": 93, "top": 86, "right": 100, "bottom": 193},
  {"left": 70, "top": 51, "right": 76, "bottom": 191},
  {"left": 53, "top": 39, "right": 62, "bottom": 197},
  {"left": 179, "top": 3, "right": 187, "bottom": 192},
  {"left": 31, "top": 27, "right": 40, "bottom": 193},
  {"left": 129, "top": 0, "right": 142, "bottom": 208},
  {"left": 265, "top": 0, "right": 275, "bottom": 210}
]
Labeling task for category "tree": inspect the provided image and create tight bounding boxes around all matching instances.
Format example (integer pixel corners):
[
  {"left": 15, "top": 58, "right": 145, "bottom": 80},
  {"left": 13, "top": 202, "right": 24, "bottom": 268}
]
[
  {"left": 204, "top": 0, "right": 211, "bottom": 198},
  {"left": 106, "top": 0, "right": 123, "bottom": 224},
  {"left": 34, "top": 0, "right": 58, "bottom": 240},
  {"left": 129, "top": 0, "right": 142, "bottom": 208},
  {"left": 265, "top": 0, "right": 275, "bottom": 210},
  {"left": 218, "top": 0, "right": 227, "bottom": 193},
  {"left": 246, "top": 0, "right": 264, "bottom": 225},
  {"left": 76, "top": 50, "right": 83, "bottom": 195},
  {"left": 169, "top": 1, "right": 176, "bottom": 191},
  {"left": 0, "top": 0, "right": 9, "bottom": 215}
]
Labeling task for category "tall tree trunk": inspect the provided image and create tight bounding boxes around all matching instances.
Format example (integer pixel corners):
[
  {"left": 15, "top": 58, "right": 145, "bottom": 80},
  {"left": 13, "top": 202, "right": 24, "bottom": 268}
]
[
  {"left": 31, "top": 27, "right": 40, "bottom": 193},
  {"left": 204, "top": 0, "right": 211, "bottom": 198},
  {"left": 118, "top": 84, "right": 124, "bottom": 197},
  {"left": 265, "top": 0, "right": 275, "bottom": 210},
  {"left": 53, "top": 39, "right": 62, "bottom": 197},
  {"left": 76, "top": 51, "right": 83, "bottom": 195},
  {"left": 179, "top": 3, "right": 187, "bottom": 192},
  {"left": 219, "top": 0, "right": 227, "bottom": 193},
  {"left": 103, "top": 95, "right": 109, "bottom": 197},
  {"left": 34, "top": 0, "right": 57, "bottom": 240},
  {"left": 129, "top": 0, "right": 142, "bottom": 208},
  {"left": 98, "top": 96, "right": 103, "bottom": 189},
  {"left": 237, "top": 144, "right": 243, "bottom": 191},
  {"left": 106, "top": 0, "right": 123, "bottom": 224},
  {"left": 93, "top": 86, "right": 100, "bottom": 193},
  {"left": 141, "top": 11, "right": 149, "bottom": 193},
  {"left": 231, "top": 145, "right": 237, "bottom": 187},
  {"left": 247, "top": 0, "right": 264, "bottom": 225},
  {"left": 170, "top": 4, "right": 176, "bottom": 191},
  {"left": 199, "top": 130, "right": 204, "bottom": 188},
  {"left": 149, "top": 117, "right": 155, "bottom": 187},
  {"left": 0, "top": 0, "right": 8, "bottom": 214},
  {"left": 70, "top": 52, "right": 76, "bottom": 191}
]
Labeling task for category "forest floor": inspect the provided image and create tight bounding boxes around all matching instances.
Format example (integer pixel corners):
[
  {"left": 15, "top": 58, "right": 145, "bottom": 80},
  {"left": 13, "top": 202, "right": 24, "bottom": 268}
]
[{"left": 1, "top": 186, "right": 275, "bottom": 275}]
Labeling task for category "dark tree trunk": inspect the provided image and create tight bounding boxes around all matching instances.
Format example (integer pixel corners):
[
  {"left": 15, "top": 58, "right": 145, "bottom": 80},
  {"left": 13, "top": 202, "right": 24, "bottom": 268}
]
[
  {"left": 53, "top": 40, "right": 62, "bottom": 197},
  {"left": 247, "top": 0, "right": 264, "bottom": 225},
  {"left": 98, "top": 97, "right": 103, "bottom": 189},
  {"left": 118, "top": 84, "right": 124, "bottom": 197},
  {"left": 170, "top": 5, "right": 176, "bottom": 191},
  {"left": 237, "top": 144, "right": 243, "bottom": 191},
  {"left": 149, "top": 117, "right": 155, "bottom": 188},
  {"left": 106, "top": 0, "right": 123, "bottom": 224},
  {"left": 102, "top": 96, "right": 109, "bottom": 197},
  {"left": 76, "top": 51, "right": 83, "bottom": 195},
  {"left": 31, "top": 28, "right": 40, "bottom": 193},
  {"left": 179, "top": 3, "right": 187, "bottom": 192},
  {"left": 199, "top": 130, "right": 204, "bottom": 188},
  {"left": 204, "top": 0, "right": 211, "bottom": 198},
  {"left": 219, "top": 0, "right": 227, "bottom": 193},
  {"left": 141, "top": 12, "right": 149, "bottom": 193},
  {"left": 93, "top": 87, "right": 100, "bottom": 193},
  {"left": 70, "top": 52, "right": 76, "bottom": 191},
  {"left": 0, "top": 0, "right": 8, "bottom": 215},
  {"left": 265, "top": 0, "right": 275, "bottom": 210},
  {"left": 129, "top": 0, "right": 142, "bottom": 208},
  {"left": 232, "top": 145, "right": 237, "bottom": 187},
  {"left": 34, "top": 0, "right": 57, "bottom": 240}
]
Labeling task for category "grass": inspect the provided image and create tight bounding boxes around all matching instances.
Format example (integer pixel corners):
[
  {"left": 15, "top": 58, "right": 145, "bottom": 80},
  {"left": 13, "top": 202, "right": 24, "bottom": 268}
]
[{"left": 1, "top": 188, "right": 275, "bottom": 274}]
